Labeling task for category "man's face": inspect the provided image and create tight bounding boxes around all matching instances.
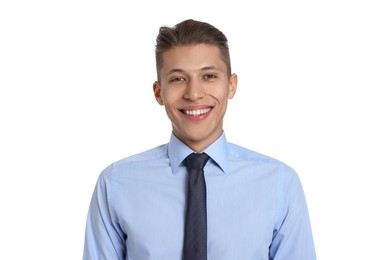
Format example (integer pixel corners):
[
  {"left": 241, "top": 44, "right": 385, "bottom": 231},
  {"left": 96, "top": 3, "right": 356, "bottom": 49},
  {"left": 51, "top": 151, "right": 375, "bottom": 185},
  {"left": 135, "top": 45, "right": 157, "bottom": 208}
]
[{"left": 153, "top": 44, "right": 237, "bottom": 152}]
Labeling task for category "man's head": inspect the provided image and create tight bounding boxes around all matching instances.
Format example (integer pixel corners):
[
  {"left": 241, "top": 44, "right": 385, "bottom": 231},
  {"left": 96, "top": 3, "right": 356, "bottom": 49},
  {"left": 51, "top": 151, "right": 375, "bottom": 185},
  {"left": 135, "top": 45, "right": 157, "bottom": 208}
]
[
  {"left": 155, "top": 19, "right": 231, "bottom": 83},
  {"left": 153, "top": 19, "right": 237, "bottom": 152}
]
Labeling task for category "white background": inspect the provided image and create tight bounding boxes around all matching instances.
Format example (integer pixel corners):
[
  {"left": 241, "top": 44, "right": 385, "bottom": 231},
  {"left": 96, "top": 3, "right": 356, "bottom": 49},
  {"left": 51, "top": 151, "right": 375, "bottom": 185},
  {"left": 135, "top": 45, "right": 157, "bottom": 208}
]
[{"left": 1, "top": 0, "right": 389, "bottom": 259}]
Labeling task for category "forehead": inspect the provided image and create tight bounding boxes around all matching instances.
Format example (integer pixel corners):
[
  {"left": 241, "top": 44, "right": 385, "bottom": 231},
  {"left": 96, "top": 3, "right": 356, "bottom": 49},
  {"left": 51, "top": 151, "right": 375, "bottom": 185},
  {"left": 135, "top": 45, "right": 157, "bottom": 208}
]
[{"left": 160, "top": 44, "right": 227, "bottom": 74}]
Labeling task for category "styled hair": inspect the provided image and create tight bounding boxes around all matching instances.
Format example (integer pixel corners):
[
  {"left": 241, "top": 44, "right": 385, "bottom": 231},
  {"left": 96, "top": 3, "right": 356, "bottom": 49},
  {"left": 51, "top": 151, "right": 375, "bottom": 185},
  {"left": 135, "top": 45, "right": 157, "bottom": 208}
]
[{"left": 155, "top": 19, "right": 231, "bottom": 82}]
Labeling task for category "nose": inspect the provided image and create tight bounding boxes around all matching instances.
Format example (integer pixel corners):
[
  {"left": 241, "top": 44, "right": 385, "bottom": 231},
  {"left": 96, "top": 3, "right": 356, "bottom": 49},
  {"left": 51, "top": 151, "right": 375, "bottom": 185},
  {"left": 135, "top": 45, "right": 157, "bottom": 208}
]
[{"left": 183, "top": 79, "right": 205, "bottom": 101}]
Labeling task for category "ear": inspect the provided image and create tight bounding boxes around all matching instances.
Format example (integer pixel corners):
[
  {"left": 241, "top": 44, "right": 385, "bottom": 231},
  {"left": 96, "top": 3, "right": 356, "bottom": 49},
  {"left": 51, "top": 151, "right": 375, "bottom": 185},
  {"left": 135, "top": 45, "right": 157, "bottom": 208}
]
[
  {"left": 153, "top": 81, "right": 164, "bottom": 105},
  {"left": 228, "top": 73, "right": 238, "bottom": 99}
]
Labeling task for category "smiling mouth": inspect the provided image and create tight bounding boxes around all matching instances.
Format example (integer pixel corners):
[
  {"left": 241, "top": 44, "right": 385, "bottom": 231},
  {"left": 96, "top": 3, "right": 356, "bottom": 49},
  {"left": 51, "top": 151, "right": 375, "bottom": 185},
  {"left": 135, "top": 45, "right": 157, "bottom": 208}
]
[{"left": 181, "top": 108, "right": 212, "bottom": 117}]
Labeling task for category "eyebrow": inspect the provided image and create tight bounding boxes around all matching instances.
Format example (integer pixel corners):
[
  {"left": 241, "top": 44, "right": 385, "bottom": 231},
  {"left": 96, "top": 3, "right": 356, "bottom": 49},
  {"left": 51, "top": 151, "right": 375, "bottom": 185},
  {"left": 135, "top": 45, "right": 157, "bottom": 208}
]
[
  {"left": 165, "top": 66, "right": 220, "bottom": 76},
  {"left": 201, "top": 66, "right": 219, "bottom": 71},
  {"left": 165, "top": 68, "right": 184, "bottom": 76}
]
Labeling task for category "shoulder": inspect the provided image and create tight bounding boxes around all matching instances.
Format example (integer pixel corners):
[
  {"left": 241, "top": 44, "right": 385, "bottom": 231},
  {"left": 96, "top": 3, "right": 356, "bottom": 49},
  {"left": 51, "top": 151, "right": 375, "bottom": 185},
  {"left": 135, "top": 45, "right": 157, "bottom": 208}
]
[
  {"left": 99, "top": 144, "right": 169, "bottom": 178},
  {"left": 227, "top": 143, "right": 306, "bottom": 199},
  {"left": 227, "top": 142, "right": 298, "bottom": 178},
  {"left": 114, "top": 144, "right": 168, "bottom": 166},
  {"left": 227, "top": 142, "right": 287, "bottom": 165}
]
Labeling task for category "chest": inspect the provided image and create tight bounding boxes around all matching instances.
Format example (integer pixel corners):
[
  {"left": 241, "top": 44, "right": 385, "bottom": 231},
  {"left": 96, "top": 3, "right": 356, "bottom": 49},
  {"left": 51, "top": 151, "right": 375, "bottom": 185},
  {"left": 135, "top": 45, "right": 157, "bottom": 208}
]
[{"left": 114, "top": 170, "right": 278, "bottom": 259}]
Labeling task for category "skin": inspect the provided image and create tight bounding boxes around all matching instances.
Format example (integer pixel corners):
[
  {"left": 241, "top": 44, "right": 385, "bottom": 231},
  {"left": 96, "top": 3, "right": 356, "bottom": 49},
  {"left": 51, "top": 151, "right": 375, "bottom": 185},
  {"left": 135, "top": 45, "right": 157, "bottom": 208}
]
[{"left": 153, "top": 44, "right": 237, "bottom": 152}]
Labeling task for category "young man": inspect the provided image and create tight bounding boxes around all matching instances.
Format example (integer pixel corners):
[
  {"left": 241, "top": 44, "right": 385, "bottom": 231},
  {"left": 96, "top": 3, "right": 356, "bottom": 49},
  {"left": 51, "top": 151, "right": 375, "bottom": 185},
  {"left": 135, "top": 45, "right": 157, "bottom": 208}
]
[{"left": 83, "top": 19, "right": 316, "bottom": 259}]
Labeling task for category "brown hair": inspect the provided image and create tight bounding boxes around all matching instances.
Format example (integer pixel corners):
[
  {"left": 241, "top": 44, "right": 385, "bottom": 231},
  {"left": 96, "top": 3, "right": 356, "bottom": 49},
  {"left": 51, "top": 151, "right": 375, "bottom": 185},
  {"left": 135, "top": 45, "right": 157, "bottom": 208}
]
[{"left": 155, "top": 19, "right": 231, "bottom": 82}]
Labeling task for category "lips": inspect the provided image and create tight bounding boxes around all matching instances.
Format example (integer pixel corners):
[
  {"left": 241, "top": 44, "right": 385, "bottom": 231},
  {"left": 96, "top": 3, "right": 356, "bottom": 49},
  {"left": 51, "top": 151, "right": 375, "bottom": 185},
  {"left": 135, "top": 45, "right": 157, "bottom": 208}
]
[
  {"left": 182, "top": 108, "right": 211, "bottom": 116},
  {"left": 180, "top": 107, "right": 212, "bottom": 118}
]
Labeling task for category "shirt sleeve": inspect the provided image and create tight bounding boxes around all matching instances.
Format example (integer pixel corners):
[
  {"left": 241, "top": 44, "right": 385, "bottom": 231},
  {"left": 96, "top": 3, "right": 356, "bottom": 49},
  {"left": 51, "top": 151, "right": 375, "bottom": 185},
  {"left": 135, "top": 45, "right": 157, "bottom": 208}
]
[
  {"left": 269, "top": 167, "right": 317, "bottom": 260},
  {"left": 83, "top": 165, "right": 126, "bottom": 260}
]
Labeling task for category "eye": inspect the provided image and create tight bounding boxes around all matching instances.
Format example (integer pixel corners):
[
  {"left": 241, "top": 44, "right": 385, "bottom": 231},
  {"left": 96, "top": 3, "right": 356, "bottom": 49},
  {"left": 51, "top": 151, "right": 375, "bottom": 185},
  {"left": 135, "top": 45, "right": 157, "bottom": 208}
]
[
  {"left": 169, "top": 76, "right": 185, "bottom": 83},
  {"left": 204, "top": 74, "right": 217, "bottom": 79}
]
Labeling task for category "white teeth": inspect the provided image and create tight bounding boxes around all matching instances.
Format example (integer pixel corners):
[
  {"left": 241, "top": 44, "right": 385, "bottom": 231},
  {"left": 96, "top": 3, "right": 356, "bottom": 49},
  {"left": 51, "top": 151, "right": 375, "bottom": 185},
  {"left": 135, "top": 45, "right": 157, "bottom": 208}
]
[{"left": 184, "top": 108, "right": 211, "bottom": 116}]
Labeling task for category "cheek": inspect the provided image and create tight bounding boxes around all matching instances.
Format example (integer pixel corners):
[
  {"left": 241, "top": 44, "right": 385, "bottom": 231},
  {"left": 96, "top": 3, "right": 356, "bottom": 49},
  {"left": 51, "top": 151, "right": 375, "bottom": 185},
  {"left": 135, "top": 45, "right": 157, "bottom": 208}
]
[
  {"left": 162, "top": 88, "right": 182, "bottom": 104},
  {"left": 160, "top": 93, "right": 178, "bottom": 112},
  {"left": 214, "top": 89, "right": 231, "bottom": 103},
  {"left": 161, "top": 94, "right": 173, "bottom": 107}
]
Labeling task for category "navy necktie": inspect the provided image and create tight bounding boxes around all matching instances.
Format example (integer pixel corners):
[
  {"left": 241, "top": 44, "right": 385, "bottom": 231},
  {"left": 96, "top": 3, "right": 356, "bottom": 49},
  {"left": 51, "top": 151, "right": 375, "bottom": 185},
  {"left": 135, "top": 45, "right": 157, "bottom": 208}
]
[{"left": 183, "top": 153, "right": 210, "bottom": 260}]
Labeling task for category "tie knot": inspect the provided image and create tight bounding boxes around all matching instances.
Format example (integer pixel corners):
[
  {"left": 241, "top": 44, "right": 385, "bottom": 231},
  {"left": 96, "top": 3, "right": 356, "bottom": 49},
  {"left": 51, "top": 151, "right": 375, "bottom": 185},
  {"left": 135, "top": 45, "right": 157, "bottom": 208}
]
[{"left": 185, "top": 153, "right": 210, "bottom": 170}]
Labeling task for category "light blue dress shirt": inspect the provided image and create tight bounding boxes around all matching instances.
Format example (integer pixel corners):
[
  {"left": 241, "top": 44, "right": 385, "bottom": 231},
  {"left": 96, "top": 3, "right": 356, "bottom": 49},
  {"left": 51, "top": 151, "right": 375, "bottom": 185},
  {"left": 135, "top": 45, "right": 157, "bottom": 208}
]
[{"left": 83, "top": 132, "right": 316, "bottom": 259}]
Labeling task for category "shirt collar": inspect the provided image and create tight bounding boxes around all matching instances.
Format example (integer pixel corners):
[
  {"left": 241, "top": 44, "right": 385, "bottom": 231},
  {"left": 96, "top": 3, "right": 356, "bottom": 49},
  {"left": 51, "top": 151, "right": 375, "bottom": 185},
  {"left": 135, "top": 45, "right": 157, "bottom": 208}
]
[{"left": 168, "top": 132, "right": 229, "bottom": 175}]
